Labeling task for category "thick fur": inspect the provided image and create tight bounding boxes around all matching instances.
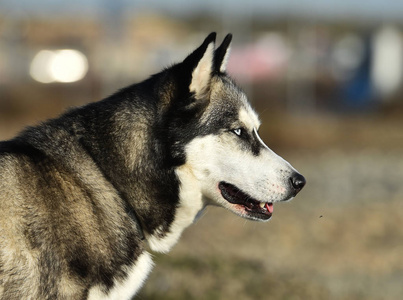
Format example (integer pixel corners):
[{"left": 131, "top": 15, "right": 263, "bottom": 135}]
[{"left": 0, "top": 33, "right": 305, "bottom": 299}]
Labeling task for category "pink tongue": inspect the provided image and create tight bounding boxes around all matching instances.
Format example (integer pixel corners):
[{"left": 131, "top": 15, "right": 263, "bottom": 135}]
[{"left": 265, "top": 203, "right": 274, "bottom": 213}]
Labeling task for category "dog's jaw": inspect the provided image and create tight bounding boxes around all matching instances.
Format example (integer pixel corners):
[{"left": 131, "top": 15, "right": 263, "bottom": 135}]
[{"left": 218, "top": 181, "right": 273, "bottom": 221}]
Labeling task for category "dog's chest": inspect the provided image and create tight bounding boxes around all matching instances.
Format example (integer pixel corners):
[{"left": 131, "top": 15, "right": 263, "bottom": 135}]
[{"left": 87, "top": 252, "right": 154, "bottom": 300}]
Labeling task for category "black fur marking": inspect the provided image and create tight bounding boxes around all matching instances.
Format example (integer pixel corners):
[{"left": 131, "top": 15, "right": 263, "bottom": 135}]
[
  {"left": 124, "top": 201, "right": 146, "bottom": 241},
  {"left": 68, "top": 249, "right": 90, "bottom": 279},
  {"left": 38, "top": 249, "right": 60, "bottom": 299},
  {"left": 224, "top": 127, "right": 262, "bottom": 156},
  {"left": 0, "top": 139, "right": 47, "bottom": 163},
  {"left": 214, "top": 33, "right": 232, "bottom": 73},
  {"left": 252, "top": 128, "right": 266, "bottom": 156}
]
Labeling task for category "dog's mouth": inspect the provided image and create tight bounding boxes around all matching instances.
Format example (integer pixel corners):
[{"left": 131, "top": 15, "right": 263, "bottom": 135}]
[{"left": 218, "top": 182, "right": 273, "bottom": 221}]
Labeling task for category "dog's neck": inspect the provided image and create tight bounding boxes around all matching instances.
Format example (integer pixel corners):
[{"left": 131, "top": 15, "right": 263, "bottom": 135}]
[
  {"left": 124, "top": 201, "right": 145, "bottom": 241},
  {"left": 144, "top": 165, "right": 205, "bottom": 253}
]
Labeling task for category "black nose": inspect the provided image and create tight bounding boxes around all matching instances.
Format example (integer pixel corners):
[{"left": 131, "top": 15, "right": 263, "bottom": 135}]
[{"left": 290, "top": 173, "right": 306, "bottom": 194}]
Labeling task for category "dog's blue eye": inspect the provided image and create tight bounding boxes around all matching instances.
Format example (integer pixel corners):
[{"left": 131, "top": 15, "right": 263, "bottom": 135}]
[{"left": 233, "top": 128, "right": 242, "bottom": 136}]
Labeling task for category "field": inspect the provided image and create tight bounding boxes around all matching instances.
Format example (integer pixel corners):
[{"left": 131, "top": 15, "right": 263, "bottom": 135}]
[
  {"left": 1, "top": 100, "right": 402, "bottom": 300},
  {"left": 138, "top": 153, "right": 402, "bottom": 300},
  {"left": 138, "top": 112, "right": 403, "bottom": 300}
]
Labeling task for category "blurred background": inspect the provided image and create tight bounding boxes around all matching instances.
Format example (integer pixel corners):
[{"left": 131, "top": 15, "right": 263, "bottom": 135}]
[{"left": 1, "top": 0, "right": 402, "bottom": 299}]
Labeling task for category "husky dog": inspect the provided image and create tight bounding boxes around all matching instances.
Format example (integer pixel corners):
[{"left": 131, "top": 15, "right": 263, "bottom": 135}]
[{"left": 0, "top": 33, "right": 305, "bottom": 299}]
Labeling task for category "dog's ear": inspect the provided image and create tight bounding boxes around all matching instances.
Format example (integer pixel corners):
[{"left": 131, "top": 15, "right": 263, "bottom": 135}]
[
  {"left": 214, "top": 33, "right": 232, "bottom": 73},
  {"left": 182, "top": 32, "right": 216, "bottom": 99}
]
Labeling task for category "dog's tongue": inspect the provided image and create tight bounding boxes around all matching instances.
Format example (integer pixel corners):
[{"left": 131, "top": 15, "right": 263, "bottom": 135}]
[{"left": 265, "top": 203, "right": 274, "bottom": 213}]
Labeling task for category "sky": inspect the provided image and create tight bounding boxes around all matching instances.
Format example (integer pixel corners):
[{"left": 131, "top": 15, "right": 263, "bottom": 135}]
[{"left": 1, "top": 0, "right": 403, "bottom": 22}]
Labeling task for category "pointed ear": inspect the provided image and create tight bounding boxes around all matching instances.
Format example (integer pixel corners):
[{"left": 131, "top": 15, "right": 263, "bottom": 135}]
[
  {"left": 214, "top": 34, "right": 232, "bottom": 73},
  {"left": 182, "top": 32, "right": 216, "bottom": 99}
]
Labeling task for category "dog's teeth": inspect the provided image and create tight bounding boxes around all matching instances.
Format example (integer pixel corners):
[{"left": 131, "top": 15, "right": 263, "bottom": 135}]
[{"left": 259, "top": 202, "right": 265, "bottom": 208}]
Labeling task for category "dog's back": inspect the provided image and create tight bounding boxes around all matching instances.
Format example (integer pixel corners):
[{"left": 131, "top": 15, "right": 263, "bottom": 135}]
[{"left": 0, "top": 150, "right": 41, "bottom": 298}]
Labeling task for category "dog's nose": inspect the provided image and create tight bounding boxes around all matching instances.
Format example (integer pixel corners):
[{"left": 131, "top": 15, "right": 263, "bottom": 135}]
[{"left": 290, "top": 173, "right": 306, "bottom": 194}]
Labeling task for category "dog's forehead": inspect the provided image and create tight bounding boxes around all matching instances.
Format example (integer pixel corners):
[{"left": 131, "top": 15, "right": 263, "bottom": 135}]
[
  {"left": 209, "top": 76, "right": 260, "bottom": 129},
  {"left": 238, "top": 101, "right": 260, "bottom": 130}
]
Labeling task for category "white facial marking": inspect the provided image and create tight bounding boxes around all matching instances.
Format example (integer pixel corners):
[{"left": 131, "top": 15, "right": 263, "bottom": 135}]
[
  {"left": 238, "top": 105, "right": 260, "bottom": 130},
  {"left": 88, "top": 252, "right": 154, "bottom": 300},
  {"left": 183, "top": 125, "right": 298, "bottom": 221}
]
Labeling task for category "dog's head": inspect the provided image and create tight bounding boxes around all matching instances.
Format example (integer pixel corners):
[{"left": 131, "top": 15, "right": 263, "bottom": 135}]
[{"left": 166, "top": 33, "right": 305, "bottom": 221}]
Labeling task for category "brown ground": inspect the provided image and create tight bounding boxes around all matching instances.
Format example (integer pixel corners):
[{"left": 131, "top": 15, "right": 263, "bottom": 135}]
[{"left": 1, "top": 95, "right": 402, "bottom": 300}]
